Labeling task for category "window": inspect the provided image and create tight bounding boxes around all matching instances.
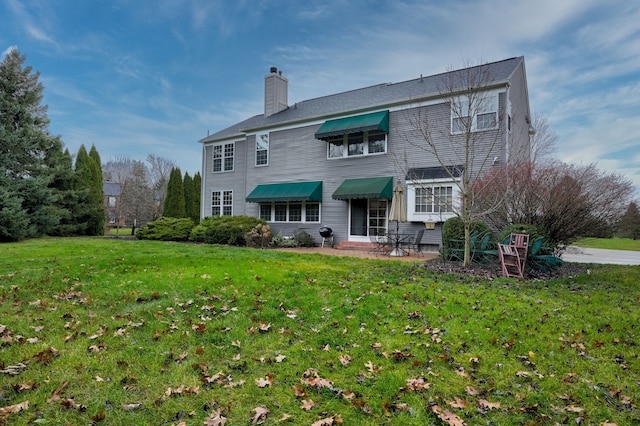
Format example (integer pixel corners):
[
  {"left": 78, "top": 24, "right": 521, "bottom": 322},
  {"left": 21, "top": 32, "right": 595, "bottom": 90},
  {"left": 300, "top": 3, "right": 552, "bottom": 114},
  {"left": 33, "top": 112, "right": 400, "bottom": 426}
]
[
  {"left": 451, "top": 91, "right": 499, "bottom": 133},
  {"left": 407, "top": 181, "right": 459, "bottom": 222},
  {"left": 256, "top": 132, "right": 269, "bottom": 166},
  {"left": 259, "top": 202, "right": 321, "bottom": 223},
  {"left": 211, "top": 190, "right": 233, "bottom": 216},
  {"left": 327, "top": 131, "right": 387, "bottom": 159},
  {"left": 415, "top": 186, "right": 453, "bottom": 213},
  {"left": 212, "top": 142, "right": 234, "bottom": 172}
]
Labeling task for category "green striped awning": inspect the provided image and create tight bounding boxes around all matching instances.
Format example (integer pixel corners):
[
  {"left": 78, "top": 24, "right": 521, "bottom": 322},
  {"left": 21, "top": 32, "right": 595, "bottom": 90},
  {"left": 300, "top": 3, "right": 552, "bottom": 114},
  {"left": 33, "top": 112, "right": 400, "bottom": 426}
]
[
  {"left": 315, "top": 110, "right": 389, "bottom": 140},
  {"left": 246, "top": 181, "right": 322, "bottom": 203},
  {"left": 332, "top": 176, "right": 393, "bottom": 200}
]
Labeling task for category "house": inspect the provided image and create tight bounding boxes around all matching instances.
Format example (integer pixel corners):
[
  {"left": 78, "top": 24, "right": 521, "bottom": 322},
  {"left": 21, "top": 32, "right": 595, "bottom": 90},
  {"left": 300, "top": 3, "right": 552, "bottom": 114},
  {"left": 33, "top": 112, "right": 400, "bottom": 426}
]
[
  {"left": 103, "top": 181, "right": 122, "bottom": 226},
  {"left": 199, "top": 57, "right": 532, "bottom": 251}
]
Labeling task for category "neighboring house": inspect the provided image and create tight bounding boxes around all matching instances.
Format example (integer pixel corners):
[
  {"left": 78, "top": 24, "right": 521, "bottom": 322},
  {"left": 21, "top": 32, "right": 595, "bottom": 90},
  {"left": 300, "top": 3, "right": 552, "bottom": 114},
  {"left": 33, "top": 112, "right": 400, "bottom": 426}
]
[
  {"left": 199, "top": 57, "right": 532, "bottom": 251},
  {"left": 103, "top": 182, "right": 122, "bottom": 226}
]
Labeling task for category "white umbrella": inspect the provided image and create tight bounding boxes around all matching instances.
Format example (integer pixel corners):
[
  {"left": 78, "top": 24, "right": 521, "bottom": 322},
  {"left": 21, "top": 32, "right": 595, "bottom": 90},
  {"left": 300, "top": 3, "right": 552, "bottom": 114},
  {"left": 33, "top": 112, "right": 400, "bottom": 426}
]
[{"left": 388, "top": 182, "right": 407, "bottom": 256}]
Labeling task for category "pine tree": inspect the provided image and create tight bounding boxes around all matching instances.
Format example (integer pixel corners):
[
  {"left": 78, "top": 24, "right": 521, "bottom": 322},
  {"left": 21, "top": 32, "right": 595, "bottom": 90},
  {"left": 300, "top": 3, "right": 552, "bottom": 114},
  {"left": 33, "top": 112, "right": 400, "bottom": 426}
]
[
  {"left": 0, "top": 48, "right": 66, "bottom": 241},
  {"left": 163, "top": 167, "right": 186, "bottom": 218},
  {"left": 191, "top": 172, "right": 202, "bottom": 224},
  {"left": 183, "top": 172, "right": 193, "bottom": 221},
  {"left": 74, "top": 145, "right": 104, "bottom": 236},
  {"left": 88, "top": 145, "right": 105, "bottom": 234},
  {"left": 617, "top": 201, "right": 640, "bottom": 240},
  {"left": 49, "top": 148, "right": 86, "bottom": 236}
]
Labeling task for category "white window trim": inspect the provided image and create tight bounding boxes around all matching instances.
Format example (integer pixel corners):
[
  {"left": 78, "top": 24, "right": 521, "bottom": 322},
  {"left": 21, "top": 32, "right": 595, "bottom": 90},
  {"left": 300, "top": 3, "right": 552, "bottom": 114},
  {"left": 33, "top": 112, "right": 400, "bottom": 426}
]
[
  {"left": 450, "top": 90, "right": 499, "bottom": 134},
  {"left": 212, "top": 141, "right": 235, "bottom": 173},
  {"left": 255, "top": 132, "right": 269, "bottom": 167},
  {"left": 326, "top": 131, "right": 387, "bottom": 159},
  {"left": 406, "top": 179, "right": 460, "bottom": 222},
  {"left": 259, "top": 201, "right": 321, "bottom": 223}
]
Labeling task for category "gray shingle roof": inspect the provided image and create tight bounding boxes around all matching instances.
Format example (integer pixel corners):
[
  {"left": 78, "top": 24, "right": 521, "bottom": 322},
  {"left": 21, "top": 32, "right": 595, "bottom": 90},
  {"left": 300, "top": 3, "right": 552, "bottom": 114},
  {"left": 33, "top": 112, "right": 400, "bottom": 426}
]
[{"left": 200, "top": 56, "right": 523, "bottom": 143}]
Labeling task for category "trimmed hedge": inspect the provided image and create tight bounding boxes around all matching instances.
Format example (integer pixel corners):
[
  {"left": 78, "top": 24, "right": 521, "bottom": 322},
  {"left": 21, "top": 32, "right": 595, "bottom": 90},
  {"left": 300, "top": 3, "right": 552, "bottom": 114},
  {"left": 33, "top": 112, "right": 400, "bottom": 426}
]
[
  {"left": 135, "top": 217, "right": 195, "bottom": 241},
  {"left": 190, "top": 216, "right": 268, "bottom": 246}
]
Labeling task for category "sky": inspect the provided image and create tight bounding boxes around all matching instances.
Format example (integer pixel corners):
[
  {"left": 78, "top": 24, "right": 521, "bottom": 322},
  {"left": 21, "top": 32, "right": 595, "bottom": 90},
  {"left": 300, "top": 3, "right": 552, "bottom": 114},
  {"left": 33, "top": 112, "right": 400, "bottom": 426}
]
[{"left": 1, "top": 0, "right": 639, "bottom": 193}]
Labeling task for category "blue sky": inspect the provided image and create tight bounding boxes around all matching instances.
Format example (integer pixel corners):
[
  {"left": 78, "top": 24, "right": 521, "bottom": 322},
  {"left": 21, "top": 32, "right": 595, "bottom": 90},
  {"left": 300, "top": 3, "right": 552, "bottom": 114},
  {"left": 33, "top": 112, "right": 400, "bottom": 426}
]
[{"left": 2, "top": 0, "right": 639, "bottom": 193}]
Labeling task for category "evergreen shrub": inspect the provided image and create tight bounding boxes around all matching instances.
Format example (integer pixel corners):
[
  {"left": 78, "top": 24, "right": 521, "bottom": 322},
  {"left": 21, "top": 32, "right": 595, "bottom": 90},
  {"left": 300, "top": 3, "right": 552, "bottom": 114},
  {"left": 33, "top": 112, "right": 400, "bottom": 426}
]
[{"left": 135, "top": 217, "right": 195, "bottom": 241}]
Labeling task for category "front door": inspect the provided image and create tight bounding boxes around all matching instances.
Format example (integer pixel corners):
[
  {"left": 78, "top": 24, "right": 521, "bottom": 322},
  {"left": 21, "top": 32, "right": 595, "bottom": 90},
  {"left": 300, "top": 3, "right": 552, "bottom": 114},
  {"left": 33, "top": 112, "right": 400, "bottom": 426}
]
[{"left": 349, "top": 199, "right": 388, "bottom": 241}]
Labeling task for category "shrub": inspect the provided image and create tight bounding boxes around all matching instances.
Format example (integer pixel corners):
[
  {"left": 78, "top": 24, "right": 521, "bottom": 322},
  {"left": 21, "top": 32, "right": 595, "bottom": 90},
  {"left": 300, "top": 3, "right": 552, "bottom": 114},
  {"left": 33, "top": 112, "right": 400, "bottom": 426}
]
[
  {"left": 498, "top": 223, "right": 548, "bottom": 244},
  {"left": 294, "top": 230, "right": 316, "bottom": 247},
  {"left": 442, "top": 216, "right": 491, "bottom": 260},
  {"left": 272, "top": 231, "right": 298, "bottom": 248},
  {"left": 244, "top": 223, "right": 273, "bottom": 248},
  {"left": 135, "top": 217, "right": 195, "bottom": 241},
  {"left": 190, "top": 216, "right": 267, "bottom": 246}
]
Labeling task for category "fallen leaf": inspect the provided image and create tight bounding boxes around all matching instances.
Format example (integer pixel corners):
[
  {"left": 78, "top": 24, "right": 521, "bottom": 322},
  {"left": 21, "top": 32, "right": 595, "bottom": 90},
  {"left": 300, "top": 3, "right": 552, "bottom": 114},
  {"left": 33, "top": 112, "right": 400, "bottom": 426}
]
[
  {"left": 477, "top": 399, "right": 501, "bottom": 410},
  {"left": 465, "top": 386, "right": 478, "bottom": 396},
  {"left": 255, "top": 374, "right": 273, "bottom": 388},
  {"left": 405, "top": 377, "right": 431, "bottom": 391},
  {"left": 0, "top": 400, "right": 29, "bottom": 416},
  {"left": 0, "top": 362, "right": 28, "bottom": 375},
  {"left": 300, "top": 399, "right": 316, "bottom": 411},
  {"left": 431, "top": 404, "right": 466, "bottom": 426},
  {"left": 251, "top": 406, "right": 270, "bottom": 424},
  {"left": 365, "top": 360, "right": 382, "bottom": 374},
  {"left": 204, "top": 409, "right": 227, "bottom": 425},
  {"left": 448, "top": 396, "right": 467, "bottom": 408},
  {"left": 121, "top": 403, "right": 142, "bottom": 411},
  {"left": 339, "top": 354, "right": 351, "bottom": 366}
]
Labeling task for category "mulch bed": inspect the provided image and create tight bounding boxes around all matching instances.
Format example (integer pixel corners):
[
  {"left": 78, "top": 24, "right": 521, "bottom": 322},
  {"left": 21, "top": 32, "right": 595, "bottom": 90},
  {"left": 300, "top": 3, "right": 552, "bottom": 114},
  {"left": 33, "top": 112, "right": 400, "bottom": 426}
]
[{"left": 418, "top": 259, "right": 589, "bottom": 281}]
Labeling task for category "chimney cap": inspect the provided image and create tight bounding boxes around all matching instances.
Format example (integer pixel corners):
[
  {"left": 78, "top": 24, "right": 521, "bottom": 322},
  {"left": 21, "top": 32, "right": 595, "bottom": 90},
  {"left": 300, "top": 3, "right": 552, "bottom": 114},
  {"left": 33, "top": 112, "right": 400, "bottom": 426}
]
[{"left": 269, "top": 66, "right": 278, "bottom": 74}]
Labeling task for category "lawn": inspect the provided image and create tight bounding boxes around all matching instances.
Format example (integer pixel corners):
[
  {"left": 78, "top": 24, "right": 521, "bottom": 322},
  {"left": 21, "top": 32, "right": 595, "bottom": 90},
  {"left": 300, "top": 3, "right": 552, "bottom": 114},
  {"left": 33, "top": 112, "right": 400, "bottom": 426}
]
[
  {"left": 574, "top": 237, "right": 640, "bottom": 252},
  {"left": 0, "top": 238, "right": 638, "bottom": 425}
]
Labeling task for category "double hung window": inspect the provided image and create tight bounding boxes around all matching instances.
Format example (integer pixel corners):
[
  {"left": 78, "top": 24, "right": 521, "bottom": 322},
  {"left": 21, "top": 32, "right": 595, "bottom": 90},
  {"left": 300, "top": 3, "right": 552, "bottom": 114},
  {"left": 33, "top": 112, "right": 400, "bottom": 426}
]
[
  {"left": 255, "top": 132, "right": 269, "bottom": 166},
  {"left": 451, "top": 91, "right": 499, "bottom": 133},
  {"left": 212, "top": 142, "right": 234, "bottom": 172},
  {"left": 212, "top": 190, "right": 233, "bottom": 216}
]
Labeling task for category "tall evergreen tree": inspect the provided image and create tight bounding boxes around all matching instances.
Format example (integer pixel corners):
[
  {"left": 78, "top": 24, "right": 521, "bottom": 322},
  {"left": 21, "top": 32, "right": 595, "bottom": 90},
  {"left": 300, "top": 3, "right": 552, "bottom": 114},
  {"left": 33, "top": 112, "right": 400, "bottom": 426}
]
[
  {"left": 49, "top": 148, "right": 86, "bottom": 236},
  {"left": 618, "top": 201, "right": 640, "bottom": 240},
  {"left": 0, "top": 48, "right": 66, "bottom": 241},
  {"left": 74, "top": 145, "right": 104, "bottom": 236},
  {"left": 163, "top": 167, "right": 186, "bottom": 218},
  {"left": 88, "top": 145, "right": 105, "bottom": 234},
  {"left": 183, "top": 172, "right": 193, "bottom": 221},
  {"left": 190, "top": 172, "right": 202, "bottom": 224}
]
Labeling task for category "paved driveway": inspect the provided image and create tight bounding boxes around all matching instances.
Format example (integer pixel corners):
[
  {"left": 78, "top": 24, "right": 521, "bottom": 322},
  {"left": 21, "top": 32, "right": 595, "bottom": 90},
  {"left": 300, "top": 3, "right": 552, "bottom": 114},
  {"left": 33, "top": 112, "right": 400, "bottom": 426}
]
[{"left": 562, "top": 247, "right": 640, "bottom": 265}]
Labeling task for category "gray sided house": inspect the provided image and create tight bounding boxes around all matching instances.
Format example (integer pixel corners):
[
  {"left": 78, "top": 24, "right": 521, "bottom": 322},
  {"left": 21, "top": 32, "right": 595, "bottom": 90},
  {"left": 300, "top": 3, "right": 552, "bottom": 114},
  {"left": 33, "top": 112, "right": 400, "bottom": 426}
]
[{"left": 199, "top": 57, "right": 532, "bottom": 251}]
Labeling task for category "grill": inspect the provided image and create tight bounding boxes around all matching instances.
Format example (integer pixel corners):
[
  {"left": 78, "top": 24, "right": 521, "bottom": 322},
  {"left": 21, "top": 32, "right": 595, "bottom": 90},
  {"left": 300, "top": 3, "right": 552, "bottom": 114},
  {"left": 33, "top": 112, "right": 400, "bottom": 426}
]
[{"left": 319, "top": 227, "right": 333, "bottom": 248}]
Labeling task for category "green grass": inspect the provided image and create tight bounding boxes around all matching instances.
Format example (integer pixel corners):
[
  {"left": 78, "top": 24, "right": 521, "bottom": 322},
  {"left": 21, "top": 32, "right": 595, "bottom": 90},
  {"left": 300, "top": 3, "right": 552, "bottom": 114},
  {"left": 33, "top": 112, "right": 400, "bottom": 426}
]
[
  {"left": 0, "top": 238, "right": 638, "bottom": 425},
  {"left": 574, "top": 237, "right": 640, "bottom": 251}
]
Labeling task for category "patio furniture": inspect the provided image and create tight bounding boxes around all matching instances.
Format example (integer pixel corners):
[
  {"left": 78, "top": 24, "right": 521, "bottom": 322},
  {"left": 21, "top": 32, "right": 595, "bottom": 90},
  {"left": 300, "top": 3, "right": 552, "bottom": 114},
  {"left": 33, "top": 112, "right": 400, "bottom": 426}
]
[
  {"left": 402, "top": 228, "right": 425, "bottom": 256},
  {"left": 369, "top": 231, "right": 391, "bottom": 255},
  {"left": 498, "top": 243, "right": 524, "bottom": 278},
  {"left": 447, "top": 232, "right": 480, "bottom": 262},
  {"left": 528, "top": 236, "right": 564, "bottom": 271}
]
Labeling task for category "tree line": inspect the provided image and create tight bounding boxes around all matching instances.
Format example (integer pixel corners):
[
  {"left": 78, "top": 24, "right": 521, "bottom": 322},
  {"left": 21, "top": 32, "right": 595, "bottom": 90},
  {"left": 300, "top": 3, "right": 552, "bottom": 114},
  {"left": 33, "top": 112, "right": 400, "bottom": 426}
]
[{"left": 0, "top": 48, "right": 199, "bottom": 242}]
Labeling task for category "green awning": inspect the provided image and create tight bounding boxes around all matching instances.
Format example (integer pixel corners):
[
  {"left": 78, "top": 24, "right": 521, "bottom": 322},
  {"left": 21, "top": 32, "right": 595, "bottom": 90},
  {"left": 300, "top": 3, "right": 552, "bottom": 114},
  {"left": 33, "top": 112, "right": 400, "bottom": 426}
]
[
  {"left": 246, "top": 181, "right": 322, "bottom": 203},
  {"left": 332, "top": 176, "right": 393, "bottom": 200},
  {"left": 315, "top": 110, "right": 389, "bottom": 140}
]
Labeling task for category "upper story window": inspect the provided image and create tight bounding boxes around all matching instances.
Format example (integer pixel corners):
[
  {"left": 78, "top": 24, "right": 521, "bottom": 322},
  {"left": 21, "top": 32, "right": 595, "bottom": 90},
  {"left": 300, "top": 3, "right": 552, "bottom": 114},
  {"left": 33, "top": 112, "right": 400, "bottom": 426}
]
[
  {"left": 451, "top": 92, "right": 499, "bottom": 134},
  {"left": 212, "top": 142, "right": 234, "bottom": 173},
  {"left": 256, "top": 132, "right": 269, "bottom": 166},
  {"left": 327, "top": 131, "right": 387, "bottom": 159}
]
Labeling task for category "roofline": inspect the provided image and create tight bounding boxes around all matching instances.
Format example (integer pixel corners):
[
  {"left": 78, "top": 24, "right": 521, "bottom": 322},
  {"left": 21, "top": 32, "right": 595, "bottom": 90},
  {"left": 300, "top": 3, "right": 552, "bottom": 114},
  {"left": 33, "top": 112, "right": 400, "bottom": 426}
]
[{"left": 199, "top": 56, "right": 522, "bottom": 143}]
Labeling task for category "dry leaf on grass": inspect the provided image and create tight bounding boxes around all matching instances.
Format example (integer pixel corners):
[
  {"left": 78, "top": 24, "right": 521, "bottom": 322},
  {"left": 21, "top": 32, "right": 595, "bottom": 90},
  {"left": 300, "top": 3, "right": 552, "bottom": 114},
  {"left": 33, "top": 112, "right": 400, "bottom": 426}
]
[
  {"left": 251, "top": 406, "right": 270, "bottom": 424},
  {"left": 0, "top": 400, "right": 29, "bottom": 416}
]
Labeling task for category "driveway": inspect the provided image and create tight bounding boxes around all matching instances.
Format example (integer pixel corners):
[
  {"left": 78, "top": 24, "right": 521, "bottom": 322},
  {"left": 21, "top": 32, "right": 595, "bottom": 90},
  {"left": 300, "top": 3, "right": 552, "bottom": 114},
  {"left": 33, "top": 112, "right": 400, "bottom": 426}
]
[{"left": 562, "top": 246, "right": 640, "bottom": 265}]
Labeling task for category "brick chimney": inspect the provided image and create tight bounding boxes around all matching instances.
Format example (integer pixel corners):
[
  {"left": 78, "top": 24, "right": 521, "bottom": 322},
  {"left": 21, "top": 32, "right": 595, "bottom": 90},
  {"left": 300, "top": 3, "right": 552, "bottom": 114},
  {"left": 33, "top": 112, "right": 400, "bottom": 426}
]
[{"left": 264, "top": 67, "right": 288, "bottom": 117}]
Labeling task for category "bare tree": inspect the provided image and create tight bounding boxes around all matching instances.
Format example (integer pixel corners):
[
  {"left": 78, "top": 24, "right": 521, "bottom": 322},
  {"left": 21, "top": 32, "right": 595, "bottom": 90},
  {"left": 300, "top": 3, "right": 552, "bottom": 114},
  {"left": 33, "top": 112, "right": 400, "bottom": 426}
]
[
  {"left": 146, "top": 154, "right": 175, "bottom": 218},
  {"left": 399, "top": 61, "right": 512, "bottom": 266},
  {"left": 120, "top": 161, "right": 155, "bottom": 233},
  {"left": 474, "top": 161, "right": 634, "bottom": 248},
  {"left": 529, "top": 112, "right": 558, "bottom": 165}
]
